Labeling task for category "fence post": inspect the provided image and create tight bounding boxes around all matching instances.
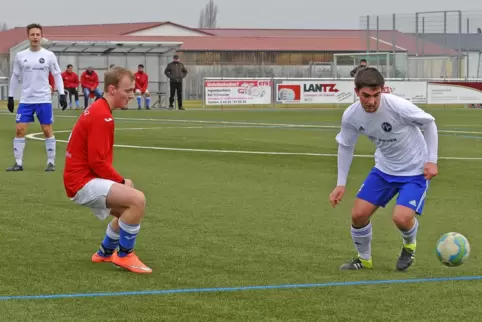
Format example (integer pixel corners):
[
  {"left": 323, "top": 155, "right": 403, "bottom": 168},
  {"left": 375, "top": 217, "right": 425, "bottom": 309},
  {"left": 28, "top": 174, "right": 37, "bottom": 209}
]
[{"left": 202, "top": 77, "right": 205, "bottom": 108}]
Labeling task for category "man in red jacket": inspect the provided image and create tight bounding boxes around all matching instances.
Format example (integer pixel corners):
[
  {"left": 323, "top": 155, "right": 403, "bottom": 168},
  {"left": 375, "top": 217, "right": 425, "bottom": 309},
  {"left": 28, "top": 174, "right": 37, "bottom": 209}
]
[
  {"left": 134, "top": 64, "right": 150, "bottom": 110},
  {"left": 63, "top": 66, "right": 151, "bottom": 274},
  {"left": 62, "top": 64, "right": 80, "bottom": 109},
  {"left": 48, "top": 72, "right": 55, "bottom": 93},
  {"left": 80, "top": 67, "right": 102, "bottom": 109}
]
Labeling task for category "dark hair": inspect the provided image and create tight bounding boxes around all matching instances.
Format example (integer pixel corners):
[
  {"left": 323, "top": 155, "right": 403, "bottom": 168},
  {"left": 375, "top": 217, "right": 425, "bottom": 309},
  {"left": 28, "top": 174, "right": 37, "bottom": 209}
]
[
  {"left": 360, "top": 59, "right": 367, "bottom": 63},
  {"left": 138, "top": 64, "right": 144, "bottom": 68},
  {"left": 26, "top": 23, "right": 42, "bottom": 35},
  {"left": 354, "top": 67, "right": 385, "bottom": 90},
  {"left": 67, "top": 64, "right": 73, "bottom": 68}
]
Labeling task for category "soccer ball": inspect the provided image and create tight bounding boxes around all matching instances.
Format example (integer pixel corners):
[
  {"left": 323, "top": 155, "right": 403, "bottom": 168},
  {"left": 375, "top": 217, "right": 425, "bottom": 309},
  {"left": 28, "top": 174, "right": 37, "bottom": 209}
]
[{"left": 436, "top": 232, "right": 470, "bottom": 267}]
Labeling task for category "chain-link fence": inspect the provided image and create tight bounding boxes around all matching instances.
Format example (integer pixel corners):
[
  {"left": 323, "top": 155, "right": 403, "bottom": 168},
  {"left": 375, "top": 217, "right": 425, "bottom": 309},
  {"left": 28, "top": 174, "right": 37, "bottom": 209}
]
[{"left": 358, "top": 10, "right": 482, "bottom": 79}]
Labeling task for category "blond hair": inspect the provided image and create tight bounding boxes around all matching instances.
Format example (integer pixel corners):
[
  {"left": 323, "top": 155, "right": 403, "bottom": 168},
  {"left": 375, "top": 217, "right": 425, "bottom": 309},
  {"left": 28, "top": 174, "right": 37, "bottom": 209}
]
[{"left": 104, "top": 66, "right": 135, "bottom": 92}]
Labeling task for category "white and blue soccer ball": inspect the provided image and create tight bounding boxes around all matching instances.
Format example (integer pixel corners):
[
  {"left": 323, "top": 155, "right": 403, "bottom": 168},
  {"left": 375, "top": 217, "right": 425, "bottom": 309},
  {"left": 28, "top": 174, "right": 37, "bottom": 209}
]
[{"left": 436, "top": 232, "right": 470, "bottom": 267}]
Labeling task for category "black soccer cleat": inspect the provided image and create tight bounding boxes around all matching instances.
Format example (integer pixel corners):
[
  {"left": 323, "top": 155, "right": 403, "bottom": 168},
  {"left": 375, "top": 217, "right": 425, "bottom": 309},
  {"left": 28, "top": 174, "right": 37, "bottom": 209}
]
[
  {"left": 45, "top": 163, "right": 55, "bottom": 172},
  {"left": 396, "top": 245, "right": 416, "bottom": 272},
  {"left": 340, "top": 257, "right": 373, "bottom": 270},
  {"left": 6, "top": 163, "right": 23, "bottom": 172}
]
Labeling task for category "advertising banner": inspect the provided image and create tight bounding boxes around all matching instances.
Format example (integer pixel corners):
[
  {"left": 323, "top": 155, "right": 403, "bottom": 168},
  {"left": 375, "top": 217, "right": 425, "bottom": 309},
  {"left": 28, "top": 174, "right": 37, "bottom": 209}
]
[
  {"left": 427, "top": 82, "right": 482, "bottom": 104},
  {"left": 276, "top": 81, "right": 355, "bottom": 104},
  {"left": 204, "top": 79, "right": 272, "bottom": 105}
]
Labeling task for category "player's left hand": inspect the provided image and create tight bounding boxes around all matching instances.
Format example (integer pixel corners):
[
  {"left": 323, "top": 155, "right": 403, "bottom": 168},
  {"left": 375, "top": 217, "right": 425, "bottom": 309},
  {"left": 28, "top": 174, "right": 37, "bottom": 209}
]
[
  {"left": 424, "top": 162, "right": 438, "bottom": 180},
  {"left": 59, "top": 94, "right": 68, "bottom": 111}
]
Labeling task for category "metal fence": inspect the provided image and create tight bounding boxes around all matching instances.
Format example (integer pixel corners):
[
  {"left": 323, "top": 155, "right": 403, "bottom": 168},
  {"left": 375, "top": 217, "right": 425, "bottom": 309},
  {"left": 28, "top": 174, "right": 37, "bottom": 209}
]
[
  {"left": 359, "top": 10, "right": 482, "bottom": 79},
  {"left": 0, "top": 77, "right": 7, "bottom": 100}
]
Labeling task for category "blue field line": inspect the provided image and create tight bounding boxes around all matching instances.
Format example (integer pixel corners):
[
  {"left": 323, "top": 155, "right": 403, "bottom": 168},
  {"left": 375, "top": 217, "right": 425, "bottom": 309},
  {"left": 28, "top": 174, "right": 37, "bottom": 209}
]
[{"left": 0, "top": 275, "right": 481, "bottom": 301}]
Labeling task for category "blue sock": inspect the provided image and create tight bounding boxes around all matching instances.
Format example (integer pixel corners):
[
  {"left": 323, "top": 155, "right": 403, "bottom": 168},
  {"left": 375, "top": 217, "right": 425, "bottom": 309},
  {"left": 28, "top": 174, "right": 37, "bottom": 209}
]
[
  {"left": 118, "top": 220, "right": 140, "bottom": 257},
  {"left": 75, "top": 100, "right": 80, "bottom": 107},
  {"left": 136, "top": 96, "right": 141, "bottom": 107},
  {"left": 145, "top": 97, "right": 150, "bottom": 107},
  {"left": 97, "top": 222, "right": 119, "bottom": 257}
]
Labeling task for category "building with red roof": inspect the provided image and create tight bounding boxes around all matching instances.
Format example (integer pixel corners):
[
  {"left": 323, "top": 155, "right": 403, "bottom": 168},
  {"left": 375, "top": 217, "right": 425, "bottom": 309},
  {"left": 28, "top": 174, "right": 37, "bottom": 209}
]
[{"left": 0, "top": 21, "right": 463, "bottom": 100}]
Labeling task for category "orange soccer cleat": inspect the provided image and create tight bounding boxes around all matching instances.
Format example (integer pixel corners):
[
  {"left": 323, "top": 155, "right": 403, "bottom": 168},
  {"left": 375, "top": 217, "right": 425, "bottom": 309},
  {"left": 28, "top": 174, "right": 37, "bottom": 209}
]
[
  {"left": 111, "top": 252, "right": 152, "bottom": 274},
  {"left": 91, "top": 251, "right": 115, "bottom": 263}
]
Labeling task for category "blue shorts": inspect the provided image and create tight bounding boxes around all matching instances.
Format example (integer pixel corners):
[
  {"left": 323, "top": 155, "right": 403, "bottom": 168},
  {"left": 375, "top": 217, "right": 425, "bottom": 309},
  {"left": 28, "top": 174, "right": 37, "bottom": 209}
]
[
  {"left": 357, "top": 167, "right": 429, "bottom": 215},
  {"left": 16, "top": 103, "right": 53, "bottom": 125}
]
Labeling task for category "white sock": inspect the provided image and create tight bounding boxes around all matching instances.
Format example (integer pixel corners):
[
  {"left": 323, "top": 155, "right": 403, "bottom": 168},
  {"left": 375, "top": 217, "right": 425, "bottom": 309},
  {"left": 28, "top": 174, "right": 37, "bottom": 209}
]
[
  {"left": 13, "top": 137, "right": 25, "bottom": 166},
  {"left": 45, "top": 136, "right": 56, "bottom": 165},
  {"left": 400, "top": 218, "right": 419, "bottom": 245},
  {"left": 351, "top": 222, "right": 373, "bottom": 260}
]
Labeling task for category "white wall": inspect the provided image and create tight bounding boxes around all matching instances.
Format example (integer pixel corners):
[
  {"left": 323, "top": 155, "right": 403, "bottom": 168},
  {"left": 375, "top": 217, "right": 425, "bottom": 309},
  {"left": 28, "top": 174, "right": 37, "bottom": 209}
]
[
  {"left": 127, "top": 24, "right": 207, "bottom": 37},
  {"left": 466, "top": 51, "right": 481, "bottom": 78}
]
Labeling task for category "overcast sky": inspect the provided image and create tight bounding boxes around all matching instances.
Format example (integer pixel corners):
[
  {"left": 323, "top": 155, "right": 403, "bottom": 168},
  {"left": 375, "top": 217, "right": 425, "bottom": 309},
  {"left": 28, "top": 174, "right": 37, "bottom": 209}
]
[{"left": 1, "top": 0, "right": 481, "bottom": 32}]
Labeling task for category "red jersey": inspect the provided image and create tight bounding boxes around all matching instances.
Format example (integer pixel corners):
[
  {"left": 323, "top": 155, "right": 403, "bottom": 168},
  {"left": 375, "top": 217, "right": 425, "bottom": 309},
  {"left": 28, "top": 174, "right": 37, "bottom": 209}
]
[
  {"left": 80, "top": 71, "right": 99, "bottom": 90},
  {"left": 63, "top": 98, "right": 124, "bottom": 198},
  {"left": 48, "top": 72, "right": 55, "bottom": 90},
  {"left": 62, "top": 71, "right": 79, "bottom": 88},
  {"left": 134, "top": 71, "right": 148, "bottom": 92}
]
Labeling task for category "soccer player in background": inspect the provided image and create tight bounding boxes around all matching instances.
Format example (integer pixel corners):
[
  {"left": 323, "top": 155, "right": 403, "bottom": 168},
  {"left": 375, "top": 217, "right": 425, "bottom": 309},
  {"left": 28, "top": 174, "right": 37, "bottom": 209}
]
[
  {"left": 80, "top": 67, "right": 102, "bottom": 108},
  {"left": 329, "top": 67, "right": 439, "bottom": 272},
  {"left": 63, "top": 66, "right": 152, "bottom": 274},
  {"left": 62, "top": 64, "right": 80, "bottom": 109},
  {"left": 7, "top": 23, "right": 67, "bottom": 172},
  {"left": 134, "top": 64, "right": 150, "bottom": 110}
]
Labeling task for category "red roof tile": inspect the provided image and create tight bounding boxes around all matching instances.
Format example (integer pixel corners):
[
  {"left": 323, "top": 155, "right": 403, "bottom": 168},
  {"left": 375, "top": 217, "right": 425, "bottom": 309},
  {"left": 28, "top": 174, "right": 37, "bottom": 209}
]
[
  {"left": 0, "top": 22, "right": 456, "bottom": 56},
  {"left": 200, "top": 28, "right": 458, "bottom": 56},
  {"left": 3, "top": 34, "right": 403, "bottom": 52},
  {"left": 200, "top": 28, "right": 367, "bottom": 37}
]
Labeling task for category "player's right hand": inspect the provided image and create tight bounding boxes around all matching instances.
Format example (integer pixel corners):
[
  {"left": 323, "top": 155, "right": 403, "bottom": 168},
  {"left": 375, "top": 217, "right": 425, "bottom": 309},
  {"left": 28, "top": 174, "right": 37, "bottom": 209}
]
[
  {"left": 7, "top": 97, "right": 14, "bottom": 113},
  {"left": 329, "top": 186, "right": 346, "bottom": 208},
  {"left": 124, "top": 179, "right": 134, "bottom": 188}
]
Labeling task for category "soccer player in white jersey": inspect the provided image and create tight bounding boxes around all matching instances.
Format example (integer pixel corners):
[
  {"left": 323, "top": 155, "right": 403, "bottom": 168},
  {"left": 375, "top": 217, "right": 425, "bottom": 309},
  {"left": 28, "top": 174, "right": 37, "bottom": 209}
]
[
  {"left": 330, "top": 67, "right": 439, "bottom": 272},
  {"left": 6, "top": 23, "right": 67, "bottom": 172}
]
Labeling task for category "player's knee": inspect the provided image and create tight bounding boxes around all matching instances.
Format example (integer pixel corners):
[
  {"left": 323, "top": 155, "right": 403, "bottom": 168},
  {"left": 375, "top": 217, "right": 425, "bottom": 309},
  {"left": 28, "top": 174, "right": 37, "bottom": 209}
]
[
  {"left": 41, "top": 125, "right": 53, "bottom": 137},
  {"left": 351, "top": 198, "right": 376, "bottom": 227},
  {"left": 351, "top": 208, "right": 371, "bottom": 227},
  {"left": 392, "top": 206, "right": 415, "bottom": 229},
  {"left": 15, "top": 126, "right": 27, "bottom": 138},
  {"left": 145, "top": 91, "right": 150, "bottom": 97},
  {"left": 131, "top": 190, "right": 146, "bottom": 216},
  {"left": 135, "top": 89, "right": 141, "bottom": 96}
]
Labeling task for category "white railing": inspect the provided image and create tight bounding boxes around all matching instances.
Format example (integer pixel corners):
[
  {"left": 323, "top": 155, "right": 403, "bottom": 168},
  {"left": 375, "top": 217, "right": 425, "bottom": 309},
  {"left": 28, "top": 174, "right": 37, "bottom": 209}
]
[{"left": 202, "top": 77, "right": 482, "bottom": 107}]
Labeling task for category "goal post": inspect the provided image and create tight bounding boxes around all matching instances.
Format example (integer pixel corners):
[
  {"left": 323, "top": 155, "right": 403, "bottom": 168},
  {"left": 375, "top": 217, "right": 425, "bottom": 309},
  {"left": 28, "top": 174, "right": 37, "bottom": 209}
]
[
  {"left": 333, "top": 52, "right": 462, "bottom": 79},
  {"left": 333, "top": 52, "right": 390, "bottom": 78}
]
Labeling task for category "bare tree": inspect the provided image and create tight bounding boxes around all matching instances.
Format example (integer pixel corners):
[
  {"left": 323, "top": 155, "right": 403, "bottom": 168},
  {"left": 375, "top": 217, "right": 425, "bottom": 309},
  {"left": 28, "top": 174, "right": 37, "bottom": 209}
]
[
  {"left": 0, "top": 22, "right": 8, "bottom": 31},
  {"left": 198, "top": 0, "right": 218, "bottom": 28}
]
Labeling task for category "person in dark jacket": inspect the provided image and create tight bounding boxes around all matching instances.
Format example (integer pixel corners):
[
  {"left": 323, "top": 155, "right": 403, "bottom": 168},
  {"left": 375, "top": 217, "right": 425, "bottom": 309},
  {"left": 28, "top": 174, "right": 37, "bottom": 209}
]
[
  {"left": 350, "top": 59, "right": 367, "bottom": 77},
  {"left": 164, "top": 55, "right": 188, "bottom": 110}
]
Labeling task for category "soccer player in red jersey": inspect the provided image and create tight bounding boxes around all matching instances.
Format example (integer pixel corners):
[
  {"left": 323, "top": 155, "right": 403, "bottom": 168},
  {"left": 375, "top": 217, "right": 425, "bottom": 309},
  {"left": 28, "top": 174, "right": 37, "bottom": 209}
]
[
  {"left": 63, "top": 66, "right": 151, "bottom": 274},
  {"left": 134, "top": 64, "right": 150, "bottom": 110}
]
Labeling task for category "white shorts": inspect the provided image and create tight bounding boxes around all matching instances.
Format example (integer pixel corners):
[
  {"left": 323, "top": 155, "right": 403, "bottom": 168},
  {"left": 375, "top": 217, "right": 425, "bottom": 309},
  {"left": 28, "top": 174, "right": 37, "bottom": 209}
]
[
  {"left": 71, "top": 178, "right": 116, "bottom": 220},
  {"left": 135, "top": 89, "right": 149, "bottom": 95}
]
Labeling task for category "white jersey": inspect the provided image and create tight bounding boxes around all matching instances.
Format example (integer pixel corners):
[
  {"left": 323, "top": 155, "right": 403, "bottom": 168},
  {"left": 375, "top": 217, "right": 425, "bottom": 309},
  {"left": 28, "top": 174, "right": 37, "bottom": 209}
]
[
  {"left": 336, "top": 94, "right": 437, "bottom": 177},
  {"left": 11, "top": 48, "right": 62, "bottom": 104}
]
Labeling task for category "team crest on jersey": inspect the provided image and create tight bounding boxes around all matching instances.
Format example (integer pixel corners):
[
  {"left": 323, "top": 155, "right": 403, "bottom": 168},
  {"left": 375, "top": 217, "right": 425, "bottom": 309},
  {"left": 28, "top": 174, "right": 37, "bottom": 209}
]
[
  {"left": 38, "top": 58, "right": 45, "bottom": 64},
  {"left": 381, "top": 122, "right": 392, "bottom": 132}
]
